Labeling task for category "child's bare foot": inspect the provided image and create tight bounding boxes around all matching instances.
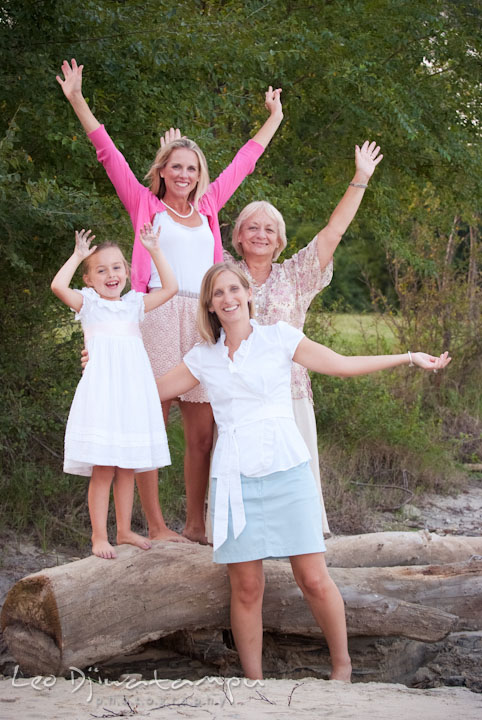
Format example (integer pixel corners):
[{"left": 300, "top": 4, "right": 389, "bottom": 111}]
[
  {"left": 150, "top": 527, "right": 193, "bottom": 544},
  {"left": 117, "top": 530, "right": 151, "bottom": 550},
  {"left": 92, "top": 538, "right": 117, "bottom": 559},
  {"left": 330, "top": 660, "right": 352, "bottom": 683}
]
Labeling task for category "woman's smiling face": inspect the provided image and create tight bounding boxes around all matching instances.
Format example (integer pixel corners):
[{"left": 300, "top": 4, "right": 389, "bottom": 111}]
[
  {"left": 238, "top": 210, "right": 280, "bottom": 260},
  {"left": 209, "top": 270, "right": 252, "bottom": 323},
  {"left": 161, "top": 147, "right": 200, "bottom": 200}
]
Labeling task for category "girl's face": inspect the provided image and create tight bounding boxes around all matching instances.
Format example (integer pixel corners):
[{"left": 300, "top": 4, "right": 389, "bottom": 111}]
[
  {"left": 161, "top": 148, "right": 200, "bottom": 201},
  {"left": 83, "top": 247, "right": 128, "bottom": 301},
  {"left": 208, "top": 270, "right": 252, "bottom": 325},
  {"left": 238, "top": 210, "right": 279, "bottom": 260}
]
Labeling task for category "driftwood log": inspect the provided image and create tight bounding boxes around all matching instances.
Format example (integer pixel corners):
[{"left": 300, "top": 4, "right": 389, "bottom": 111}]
[
  {"left": 3, "top": 538, "right": 481, "bottom": 677},
  {"left": 324, "top": 530, "right": 482, "bottom": 567}
]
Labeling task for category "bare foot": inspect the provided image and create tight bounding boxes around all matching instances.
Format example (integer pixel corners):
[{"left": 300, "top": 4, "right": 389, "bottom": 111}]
[
  {"left": 117, "top": 530, "right": 152, "bottom": 550},
  {"left": 182, "top": 526, "right": 208, "bottom": 545},
  {"left": 330, "top": 661, "right": 352, "bottom": 683},
  {"left": 150, "top": 527, "right": 193, "bottom": 544},
  {"left": 92, "top": 538, "right": 117, "bottom": 559}
]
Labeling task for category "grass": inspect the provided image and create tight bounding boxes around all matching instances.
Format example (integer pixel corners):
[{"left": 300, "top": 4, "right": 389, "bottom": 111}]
[
  {"left": 306, "top": 311, "right": 397, "bottom": 354},
  {"left": 328, "top": 313, "right": 396, "bottom": 350}
]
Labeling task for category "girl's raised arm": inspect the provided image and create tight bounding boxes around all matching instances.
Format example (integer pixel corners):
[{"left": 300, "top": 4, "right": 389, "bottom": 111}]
[
  {"left": 56, "top": 59, "right": 101, "bottom": 135},
  {"left": 139, "top": 223, "right": 178, "bottom": 311},
  {"left": 293, "top": 337, "right": 451, "bottom": 377},
  {"left": 51, "top": 230, "right": 97, "bottom": 311}
]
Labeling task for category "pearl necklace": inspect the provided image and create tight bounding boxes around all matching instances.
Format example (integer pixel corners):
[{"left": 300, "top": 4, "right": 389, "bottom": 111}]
[{"left": 162, "top": 200, "right": 194, "bottom": 219}]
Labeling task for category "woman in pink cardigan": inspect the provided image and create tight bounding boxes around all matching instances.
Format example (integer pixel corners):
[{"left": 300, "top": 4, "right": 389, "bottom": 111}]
[{"left": 57, "top": 59, "right": 283, "bottom": 544}]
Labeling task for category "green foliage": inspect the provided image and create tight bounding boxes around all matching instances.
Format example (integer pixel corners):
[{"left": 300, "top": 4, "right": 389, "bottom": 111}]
[{"left": 0, "top": 1, "right": 480, "bottom": 543}]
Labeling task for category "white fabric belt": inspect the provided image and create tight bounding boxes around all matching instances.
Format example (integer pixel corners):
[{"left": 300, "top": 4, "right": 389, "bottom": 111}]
[
  {"left": 213, "top": 404, "right": 294, "bottom": 551},
  {"left": 84, "top": 322, "right": 142, "bottom": 340}
]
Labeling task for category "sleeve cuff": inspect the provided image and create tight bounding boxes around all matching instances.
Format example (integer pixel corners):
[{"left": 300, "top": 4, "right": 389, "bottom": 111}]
[{"left": 87, "top": 124, "right": 109, "bottom": 148}]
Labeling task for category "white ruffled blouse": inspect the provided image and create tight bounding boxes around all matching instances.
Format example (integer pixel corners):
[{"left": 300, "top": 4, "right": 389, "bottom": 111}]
[{"left": 183, "top": 320, "right": 311, "bottom": 550}]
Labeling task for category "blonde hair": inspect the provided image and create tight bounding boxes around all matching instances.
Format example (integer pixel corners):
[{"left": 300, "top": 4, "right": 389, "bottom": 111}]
[
  {"left": 144, "top": 138, "right": 210, "bottom": 209},
  {"left": 232, "top": 200, "right": 287, "bottom": 261},
  {"left": 197, "top": 262, "right": 255, "bottom": 344},
  {"left": 82, "top": 242, "right": 130, "bottom": 276}
]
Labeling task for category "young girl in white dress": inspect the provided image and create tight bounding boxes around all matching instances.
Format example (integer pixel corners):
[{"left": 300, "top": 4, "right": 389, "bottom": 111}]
[{"left": 51, "top": 224, "right": 178, "bottom": 559}]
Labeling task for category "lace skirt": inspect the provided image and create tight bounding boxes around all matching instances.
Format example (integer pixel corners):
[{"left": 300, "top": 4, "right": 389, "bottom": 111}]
[{"left": 141, "top": 292, "right": 209, "bottom": 403}]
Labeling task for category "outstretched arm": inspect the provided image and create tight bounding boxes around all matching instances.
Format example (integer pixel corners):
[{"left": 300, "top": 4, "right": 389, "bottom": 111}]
[
  {"left": 251, "top": 86, "right": 283, "bottom": 148},
  {"left": 139, "top": 223, "right": 178, "bottom": 311},
  {"left": 293, "top": 337, "right": 451, "bottom": 377},
  {"left": 156, "top": 363, "right": 199, "bottom": 401},
  {"left": 316, "top": 141, "right": 383, "bottom": 270},
  {"left": 56, "top": 59, "right": 101, "bottom": 135},
  {"left": 51, "top": 229, "right": 97, "bottom": 311}
]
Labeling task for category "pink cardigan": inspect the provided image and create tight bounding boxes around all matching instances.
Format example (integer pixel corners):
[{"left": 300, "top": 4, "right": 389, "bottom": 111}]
[{"left": 88, "top": 125, "right": 265, "bottom": 292}]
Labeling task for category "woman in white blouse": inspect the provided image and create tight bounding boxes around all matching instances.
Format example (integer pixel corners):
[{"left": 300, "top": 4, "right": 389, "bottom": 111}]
[{"left": 156, "top": 263, "right": 450, "bottom": 681}]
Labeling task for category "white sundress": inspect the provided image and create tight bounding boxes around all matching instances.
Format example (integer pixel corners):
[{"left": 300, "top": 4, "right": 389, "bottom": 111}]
[{"left": 64, "top": 287, "right": 170, "bottom": 477}]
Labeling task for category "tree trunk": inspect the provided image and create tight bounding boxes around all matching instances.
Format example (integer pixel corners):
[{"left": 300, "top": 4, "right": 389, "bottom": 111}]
[
  {"left": 324, "top": 531, "right": 482, "bottom": 568},
  {"left": 1, "top": 542, "right": 473, "bottom": 677}
]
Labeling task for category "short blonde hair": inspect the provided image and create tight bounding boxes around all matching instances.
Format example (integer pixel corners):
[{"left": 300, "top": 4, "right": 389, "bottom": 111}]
[
  {"left": 197, "top": 262, "right": 255, "bottom": 344},
  {"left": 144, "top": 138, "right": 210, "bottom": 209},
  {"left": 232, "top": 200, "right": 287, "bottom": 261},
  {"left": 82, "top": 242, "right": 130, "bottom": 276}
]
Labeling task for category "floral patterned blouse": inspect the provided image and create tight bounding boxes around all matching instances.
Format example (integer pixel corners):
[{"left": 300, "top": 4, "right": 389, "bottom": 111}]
[{"left": 224, "top": 237, "right": 333, "bottom": 402}]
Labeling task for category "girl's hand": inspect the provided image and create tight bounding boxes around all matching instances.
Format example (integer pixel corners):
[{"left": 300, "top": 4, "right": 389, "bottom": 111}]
[
  {"left": 412, "top": 351, "right": 451, "bottom": 372},
  {"left": 74, "top": 229, "right": 96, "bottom": 260},
  {"left": 56, "top": 58, "right": 84, "bottom": 100},
  {"left": 264, "top": 86, "right": 283, "bottom": 117},
  {"left": 139, "top": 222, "right": 161, "bottom": 252},
  {"left": 160, "top": 128, "right": 183, "bottom": 147},
  {"left": 354, "top": 141, "right": 383, "bottom": 181}
]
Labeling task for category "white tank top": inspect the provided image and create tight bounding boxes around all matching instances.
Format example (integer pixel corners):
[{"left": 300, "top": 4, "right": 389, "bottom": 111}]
[{"left": 148, "top": 210, "right": 215, "bottom": 295}]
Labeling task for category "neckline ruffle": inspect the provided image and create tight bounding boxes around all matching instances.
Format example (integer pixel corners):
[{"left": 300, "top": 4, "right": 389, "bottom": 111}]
[
  {"left": 219, "top": 320, "right": 257, "bottom": 363},
  {"left": 82, "top": 287, "right": 137, "bottom": 312}
]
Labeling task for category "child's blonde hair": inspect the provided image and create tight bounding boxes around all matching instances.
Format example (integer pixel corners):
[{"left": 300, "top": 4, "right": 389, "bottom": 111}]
[{"left": 82, "top": 243, "right": 130, "bottom": 276}]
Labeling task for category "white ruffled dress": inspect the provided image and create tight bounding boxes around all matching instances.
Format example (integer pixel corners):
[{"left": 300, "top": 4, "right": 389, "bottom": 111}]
[{"left": 64, "top": 288, "right": 170, "bottom": 477}]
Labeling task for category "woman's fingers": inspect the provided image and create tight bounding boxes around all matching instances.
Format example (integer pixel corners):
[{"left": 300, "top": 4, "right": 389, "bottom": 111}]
[{"left": 160, "top": 127, "right": 182, "bottom": 147}]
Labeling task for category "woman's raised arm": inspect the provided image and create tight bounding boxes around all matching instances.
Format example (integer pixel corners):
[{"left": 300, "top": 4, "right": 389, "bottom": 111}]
[
  {"left": 56, "top": 59, "right": 101, "bottom": 135},
  {"left": 251, "top": 86, "right": 283, "bottom": 148},
  {"left": 315, "top": 141, "right": 383, "bottom": 270}
]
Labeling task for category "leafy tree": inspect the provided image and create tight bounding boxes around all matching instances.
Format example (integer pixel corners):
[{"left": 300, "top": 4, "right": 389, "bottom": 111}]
[{"left": 0, "top": 0, "right": 480, "bottom": 537}]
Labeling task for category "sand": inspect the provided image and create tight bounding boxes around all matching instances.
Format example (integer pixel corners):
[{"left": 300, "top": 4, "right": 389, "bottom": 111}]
[{"left": 1, "top": 674, "right": 481, "bottom": 720}]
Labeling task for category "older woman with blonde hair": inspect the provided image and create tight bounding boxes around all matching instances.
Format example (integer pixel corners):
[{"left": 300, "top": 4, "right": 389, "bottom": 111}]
[
  {"left": 57, "top": 59, "right": 283, "bottom": 544},
  {"left": 220, "top": 141, "right": 383, "bottom": 535},
  {"left": 156, "top": 261, "right": 450, "bottom": 680}
]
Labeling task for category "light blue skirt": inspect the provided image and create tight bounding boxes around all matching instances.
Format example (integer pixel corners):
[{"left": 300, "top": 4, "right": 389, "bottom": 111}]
[{"left": 211, "top": 462, "right": 326, "bottom": 564}]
